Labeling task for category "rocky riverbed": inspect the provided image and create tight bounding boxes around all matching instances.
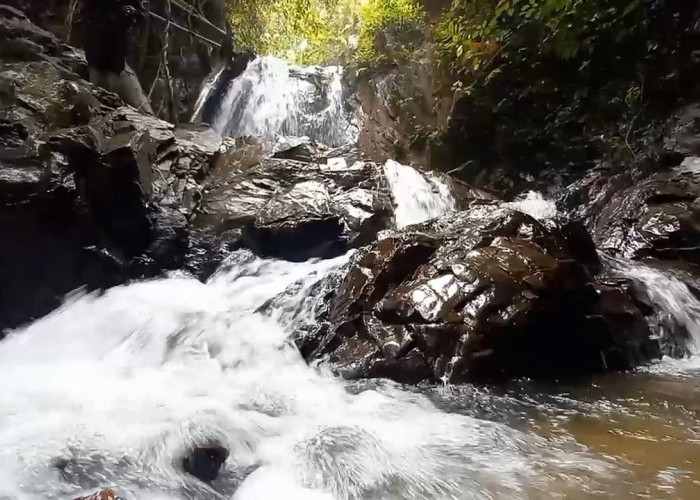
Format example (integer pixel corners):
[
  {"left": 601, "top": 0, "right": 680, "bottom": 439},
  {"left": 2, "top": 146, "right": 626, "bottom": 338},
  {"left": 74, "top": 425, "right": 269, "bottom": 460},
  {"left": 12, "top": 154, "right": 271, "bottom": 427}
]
[{"left": 2, "top": 3, "right": 700, "bottom": 499}]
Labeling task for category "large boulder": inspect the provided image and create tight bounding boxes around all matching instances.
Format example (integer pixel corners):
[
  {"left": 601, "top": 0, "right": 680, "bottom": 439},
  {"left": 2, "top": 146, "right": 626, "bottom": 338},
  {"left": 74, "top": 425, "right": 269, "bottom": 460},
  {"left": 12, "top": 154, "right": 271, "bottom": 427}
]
[
  {"left": 300, "top": 204, "right": 659, "bottom": 383},
  {"left": 0, "top": 5, "right": 225, "bottom": 330},
  {"left": 194, "top": 140, "right": 396, "bottom": 261},
  {"left": 561, "top": 158, "right": 700, "bottom": 263}
]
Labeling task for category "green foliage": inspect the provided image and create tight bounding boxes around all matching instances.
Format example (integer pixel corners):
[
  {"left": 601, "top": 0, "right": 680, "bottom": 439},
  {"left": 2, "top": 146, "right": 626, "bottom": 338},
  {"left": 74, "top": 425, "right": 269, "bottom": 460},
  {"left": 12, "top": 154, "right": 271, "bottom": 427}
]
[
  {"left": 227, "top": 0, "right": 363, "bottom": 65},
  {"left": 356, "top": 0, "right": 426, "bottom": 63},
  {"left": 436, "top": 0, "right": 647, "bottom": 77},
  {"left": 226, "top": 0, "right": 427, "bottom": 65}
]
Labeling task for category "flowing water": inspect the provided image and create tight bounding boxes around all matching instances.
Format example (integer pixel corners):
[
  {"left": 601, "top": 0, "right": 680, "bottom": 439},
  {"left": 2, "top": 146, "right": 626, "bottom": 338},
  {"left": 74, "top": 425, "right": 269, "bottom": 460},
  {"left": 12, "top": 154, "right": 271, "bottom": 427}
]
[
  {"left": 383, "top": 159, "right": 457, "bottom": 228},
  {"left": 2, "top": 61, "right": 700, "bottom": 499},
  {"left": 193, "top": 56, "right": 357, "bottom": 148}
]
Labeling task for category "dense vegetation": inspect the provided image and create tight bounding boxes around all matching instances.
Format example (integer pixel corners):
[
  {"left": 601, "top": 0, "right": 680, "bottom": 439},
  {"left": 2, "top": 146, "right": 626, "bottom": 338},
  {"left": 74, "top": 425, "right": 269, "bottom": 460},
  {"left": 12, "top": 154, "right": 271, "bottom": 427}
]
[
  {"left": 226, "top": 0, "right": 425, "bottom": 65},
  {"left": 225, "top": 0, "right": 699, "bottom": 191},
  {"left": 435, "top": 0, "right": 700, "bottom": 190}
]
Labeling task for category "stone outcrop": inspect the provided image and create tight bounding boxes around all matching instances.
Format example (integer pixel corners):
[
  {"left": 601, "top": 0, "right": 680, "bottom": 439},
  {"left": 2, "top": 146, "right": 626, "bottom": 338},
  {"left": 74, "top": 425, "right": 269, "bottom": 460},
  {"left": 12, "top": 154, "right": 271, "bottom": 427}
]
[
  {"left": 354, "top": 59, "right": 453, "bottom": 168},
  {"left": 299, "top": 204, "right": 658, "bottom": 383},
  {"left": 561, "top": 160, "right": 700, "bottom": 265},
  {"left": 0, "top": 5, "right": 224, "bottom": 330},
  {"left": 194, "top": 139, "right": 395, "bottom": 261}
]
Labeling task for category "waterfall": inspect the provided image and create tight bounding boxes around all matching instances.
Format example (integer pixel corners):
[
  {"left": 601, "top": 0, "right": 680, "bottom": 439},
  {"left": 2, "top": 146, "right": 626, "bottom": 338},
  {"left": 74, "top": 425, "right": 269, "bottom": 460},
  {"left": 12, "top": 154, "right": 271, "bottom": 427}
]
[
  {"left": 604, "top": 254, "right": 700, "bottom": 359},
  {"left": 196, "top": 56, "right": 358, "bottom": 148},
  {"left": 383, "top": 160, "right": 457, "bottom": 228},
  {"left": 190, "top": 65, "right": 226, "bottom": 124}
]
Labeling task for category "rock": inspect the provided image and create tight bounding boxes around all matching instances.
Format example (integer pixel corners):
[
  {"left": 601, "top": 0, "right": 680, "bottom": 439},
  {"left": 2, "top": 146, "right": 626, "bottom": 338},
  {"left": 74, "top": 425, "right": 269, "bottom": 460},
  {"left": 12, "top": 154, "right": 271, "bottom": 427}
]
[
  {"left": 182, "top": 444, "right": 229, "bottom": 483},
  {"left": 300, "top": 203, "right": 658, "bottom": 383},
  {"left": 354, "top": 60, "right": 453, "bottom": 168},
  {"left": 0, "top": 5, "right": 223, "bottom": 329},
  {"left": 662, "top": 103, "right": 700, "bottom": 162},
  {"left": 561, "top": 159, "right": 700, "bottom": 263},
  {"left": 194, "top": 145, "right": 394, "bottom": 261},
  {"left": 73, "top": 490, "right": 119, "bottom": 500}
]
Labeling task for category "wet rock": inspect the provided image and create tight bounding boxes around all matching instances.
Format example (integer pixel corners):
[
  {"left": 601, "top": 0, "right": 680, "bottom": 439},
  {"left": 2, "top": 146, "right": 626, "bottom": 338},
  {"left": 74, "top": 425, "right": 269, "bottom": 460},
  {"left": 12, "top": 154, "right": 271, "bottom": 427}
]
[
  {"left": 182, "top": 444, "right": 229, "bottom": 483},
  {"left": 0, "top": 6, "right": 222, "bottom": 329},
  {"left": 663, "top": 103, "right": 700, "bottom": 161},
  {"left": 194, "top": 148, "right": 395, "bottom": 261},
  {"left": 562, "top": 159, "right": 700, "bottom": 263},
  {"left": 301, "top": 204, "right": 657, "bottom": 383}
]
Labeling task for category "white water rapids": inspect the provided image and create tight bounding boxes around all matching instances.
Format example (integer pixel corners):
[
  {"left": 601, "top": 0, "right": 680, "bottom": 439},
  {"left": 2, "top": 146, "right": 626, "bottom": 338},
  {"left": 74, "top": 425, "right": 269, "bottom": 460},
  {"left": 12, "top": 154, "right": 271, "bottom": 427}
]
[
  {"left": 383, "top": 160, "right": 456, "bottom": 228},
  {"left": 0, "top": 249, "right": 607, "bottom": 499}
]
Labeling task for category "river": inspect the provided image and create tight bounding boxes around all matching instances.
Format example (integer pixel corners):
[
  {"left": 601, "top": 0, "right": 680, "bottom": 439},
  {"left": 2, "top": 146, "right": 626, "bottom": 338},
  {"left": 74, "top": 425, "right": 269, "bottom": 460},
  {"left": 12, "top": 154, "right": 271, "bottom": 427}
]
[{"left": 0, "top": 56, "right": 698, "bottom": 499}]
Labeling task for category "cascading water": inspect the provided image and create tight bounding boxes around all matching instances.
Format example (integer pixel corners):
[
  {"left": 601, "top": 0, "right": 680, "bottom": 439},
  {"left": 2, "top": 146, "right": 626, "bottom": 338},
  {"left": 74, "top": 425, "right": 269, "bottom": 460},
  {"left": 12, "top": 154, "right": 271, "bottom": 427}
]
[
  {"left": 0, "top": 251, "right": 607, "bottom": 499},
  {"left": 604, "top": 254, "right": 700, "bottom": 364},
  {"left": 505, "top": 191, "right": 558, "bottom": 220},
  {"left": 383, "top": 159, "right": 457, "bottom": 228},
  {"left": 196, "top": 56, "right": 358, "bottom": 148},
  {"left": 4, "top": 47, "right": 700, "bottom": 499}
]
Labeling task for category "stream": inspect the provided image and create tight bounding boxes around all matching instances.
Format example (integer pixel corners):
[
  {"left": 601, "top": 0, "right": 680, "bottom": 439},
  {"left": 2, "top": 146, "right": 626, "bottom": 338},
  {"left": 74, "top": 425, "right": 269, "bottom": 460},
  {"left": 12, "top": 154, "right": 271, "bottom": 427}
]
[{"left": 0, "top": 56, "right": 699, "bottom": 499}]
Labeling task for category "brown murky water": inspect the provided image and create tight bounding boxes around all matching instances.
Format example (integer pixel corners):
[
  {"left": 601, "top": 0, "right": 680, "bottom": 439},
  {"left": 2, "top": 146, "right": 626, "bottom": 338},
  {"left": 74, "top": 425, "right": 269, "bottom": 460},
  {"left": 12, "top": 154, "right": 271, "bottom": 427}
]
[{"left": 424, "top": 366, "right": 700, "bottom": 499}]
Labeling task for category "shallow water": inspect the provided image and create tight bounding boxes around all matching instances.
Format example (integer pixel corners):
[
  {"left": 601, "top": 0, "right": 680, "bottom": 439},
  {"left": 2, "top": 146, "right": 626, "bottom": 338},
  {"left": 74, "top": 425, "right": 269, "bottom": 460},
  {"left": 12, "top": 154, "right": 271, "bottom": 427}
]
[{"left": 1, "top": 246, "right": 699, "bottom": 499}]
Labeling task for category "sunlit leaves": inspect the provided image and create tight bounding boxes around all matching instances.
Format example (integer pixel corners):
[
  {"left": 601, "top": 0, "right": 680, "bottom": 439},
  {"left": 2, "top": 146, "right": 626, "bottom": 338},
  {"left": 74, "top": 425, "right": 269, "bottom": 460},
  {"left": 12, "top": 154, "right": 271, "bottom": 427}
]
[{"left": 227, "top": 0, "right": 363, "bottom": 65}]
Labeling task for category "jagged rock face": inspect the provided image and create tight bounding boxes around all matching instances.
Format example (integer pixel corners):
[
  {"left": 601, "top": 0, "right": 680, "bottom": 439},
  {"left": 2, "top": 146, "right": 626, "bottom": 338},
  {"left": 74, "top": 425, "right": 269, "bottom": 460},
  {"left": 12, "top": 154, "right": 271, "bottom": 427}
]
[
  {"left": 300, "top": 204, "right": 658, "bottom": 383},
  {"left": 0, "top": 5, "right": 224, "bottom": 330},
  {"left": 4, "top": 0, "right": 227, "bottom": 123},
  {"left": 354, "top": 60, "right": 453, "bottom": 167},
  {"left": 194, "top": 140, "right": 395, "bottom": 261},
  {"left": 562, "top": 159, "right": 700, "bottom": 264}
]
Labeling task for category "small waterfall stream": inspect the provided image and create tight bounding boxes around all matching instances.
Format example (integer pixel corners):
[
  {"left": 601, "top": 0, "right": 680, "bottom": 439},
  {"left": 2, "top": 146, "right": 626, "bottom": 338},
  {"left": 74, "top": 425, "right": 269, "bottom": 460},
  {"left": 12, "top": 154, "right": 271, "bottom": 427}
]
[
  {"left": 604, "top": 255, "right": 700, "bottom": 362},
  {"left": 383, "top": 159, "right": 457, "bottom": 228}
]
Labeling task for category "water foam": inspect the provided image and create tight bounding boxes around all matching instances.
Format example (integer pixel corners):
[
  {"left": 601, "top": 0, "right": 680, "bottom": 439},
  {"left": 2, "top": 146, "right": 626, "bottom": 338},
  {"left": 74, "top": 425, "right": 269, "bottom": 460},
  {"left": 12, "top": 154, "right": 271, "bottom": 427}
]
[
  {"left": 0, "top": 250, "right": 604, "bottom": 499},
  {"left": 604, "top": 254, "right": 700, "bottom": 373},
  {"left": 383, "top": 160, "right": 457, "bottom": 228},
  {"left": 505, "top": 191, "right": 558, "bottom": 220}
]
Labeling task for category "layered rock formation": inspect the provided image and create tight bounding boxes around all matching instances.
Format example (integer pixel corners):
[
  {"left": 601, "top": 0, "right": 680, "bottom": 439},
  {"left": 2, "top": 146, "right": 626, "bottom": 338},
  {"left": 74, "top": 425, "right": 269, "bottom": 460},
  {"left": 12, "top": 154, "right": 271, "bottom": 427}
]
[
  {"left": 297, "top": 204, "right": 658, "bottom": 383},
  {"left": 0, "top": 5, "right": 221, "bottom": 329}
]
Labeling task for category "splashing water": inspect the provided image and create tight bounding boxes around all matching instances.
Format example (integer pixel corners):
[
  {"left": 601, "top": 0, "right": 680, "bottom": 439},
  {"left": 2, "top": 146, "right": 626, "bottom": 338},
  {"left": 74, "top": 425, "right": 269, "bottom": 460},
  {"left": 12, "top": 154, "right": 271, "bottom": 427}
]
[
  {"left": 604, "top": 254, "right": 700, "bottom": 370},
  {"left": 0, "top": 250, "right": 611, "bottom": 499},
  {"left": 506, "top": 191, "right": 558, "bottom": 220},
  {"left": 383, "top": 160, "right": 456, "bottom": 228},
  {"left": 198, "top": 56, "right": 357, "bottom": 147}
]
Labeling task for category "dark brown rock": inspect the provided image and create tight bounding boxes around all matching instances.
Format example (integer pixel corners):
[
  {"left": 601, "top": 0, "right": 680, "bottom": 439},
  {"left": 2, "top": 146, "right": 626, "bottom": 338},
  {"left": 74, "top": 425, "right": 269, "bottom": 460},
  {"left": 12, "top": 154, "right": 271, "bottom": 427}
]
[
  {"left": 562, "top": 159, "right": 700, "bottom": 264},
  {"left": 194, "top": 147, "right": 395, "bottom": 261},
  {"left": 182, "top": 444, "right": 229, "bottom": 483},
  {"left": 301, "top": 204, "right": 658, "bottom": 383}
]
